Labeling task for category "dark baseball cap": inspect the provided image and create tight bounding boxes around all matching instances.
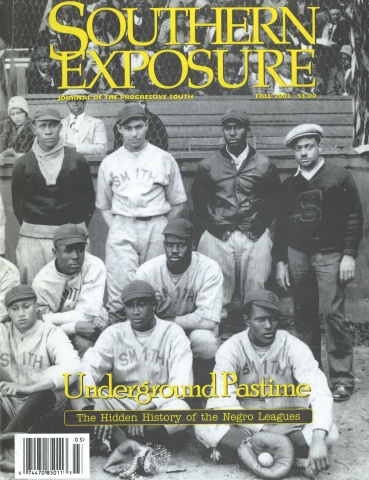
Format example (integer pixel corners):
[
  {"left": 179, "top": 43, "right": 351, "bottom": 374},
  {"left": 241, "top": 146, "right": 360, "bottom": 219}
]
[
  {"left": 243, "top": 289, "right": 281, "bottom": 315},
  {"left": 116, "top": 103, "right": 147, "bottom": 126},
  {"left": 222, "top": 108, "right": 250, "bottom": 127},
  {"left": 162, "top": 219, "right": 193, "bottom": 239},
  {"left": 53, "top": 224, "right": 88, "bottom": 246},
  {"left": 33, "top": 106, "right": 61, "bottom": 122},
  {"left": 121, "top": 280, "right": 156, "bottom": 304},
  {"left": 5, "top": 285, "right": 37, "bottom": 307}
]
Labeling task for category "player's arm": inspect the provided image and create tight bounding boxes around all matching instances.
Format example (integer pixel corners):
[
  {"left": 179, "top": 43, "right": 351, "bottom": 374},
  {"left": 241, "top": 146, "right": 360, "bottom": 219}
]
[
  {"left": 11, "top": 159, "right": 25, "bottom": 225},
  {"left": 191, "top": 162, "right": 213, "bottom": 243},
  {"left": 164, "top": 155, "right": 187, "bottom": 220},
  {"left": 340, "top": 174, "right": 363, "bottom": 284},
  {"left": 174, "top": 265, "right": 223, "bottom": 331},
  {"left": 96, "top": 161, "right": 115, "bottom": 228},
  {"left": 166, "top": 202, "right": 186, "bottom": 220},
  {"left": 272, "top": 183, "right": 290, "bottom": 290},
  {"left": 263, "top": 162, "right": 282, "bottom": 226},
  {"left": 308, "top": 429, "right": 329, "bottom": 475},
  {"left": 0, "top": 377, "right": 56, "bottom": 397}
]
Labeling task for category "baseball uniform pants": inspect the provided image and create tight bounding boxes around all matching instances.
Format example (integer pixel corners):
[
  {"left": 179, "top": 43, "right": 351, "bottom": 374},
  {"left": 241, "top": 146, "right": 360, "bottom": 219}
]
[
  {"left": 288, "top": 247, "right": 354, "bottom": 390},
  {"left": 105, "top": 214, "right": 167, "bottom": 323},
  {"left": 198, "top": 229, "right": 272, "bottom": 307}
]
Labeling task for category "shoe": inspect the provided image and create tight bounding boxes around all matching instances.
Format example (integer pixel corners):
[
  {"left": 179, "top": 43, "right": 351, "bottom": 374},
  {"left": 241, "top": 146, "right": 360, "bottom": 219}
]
[{"left": 332, "top": 386, "right": 351, "bottom": 402}]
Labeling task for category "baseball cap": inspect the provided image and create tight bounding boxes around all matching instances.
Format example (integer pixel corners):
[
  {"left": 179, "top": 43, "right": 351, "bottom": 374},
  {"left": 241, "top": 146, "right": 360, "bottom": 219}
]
[
  {"left": 222, "top": 108, "right": 250, "bottom": 127},
  {"left": 243, "top": 289, "right": 281, "bottom": 315},
  {"left": 162, "top": 219, "right": 193, "bottom": 239},
  {"left": 285, "top": 124, "right": 323, "bottom": 147},
  {"left": 5, "top": 285, "right": 37, "bottom": 307},
  {"left": 116, "top": 103, "right": 147, "bottom": 126},
  {"left": 33, "top": 106, "right": 61, "bottom": 122},
  {"left": 121, "top": 280, "right": 156, "bottom": 304},
  {"left": 53, "top": 224, "right": 88, "bottom": 246},
  {"left": 63, "top": 89, "right": 90, "bottom": 97}
]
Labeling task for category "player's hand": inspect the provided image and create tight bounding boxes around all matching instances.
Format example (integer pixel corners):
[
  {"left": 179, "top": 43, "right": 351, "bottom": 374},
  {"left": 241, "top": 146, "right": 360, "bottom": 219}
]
[
  {"left": 127, "top": 424, "right": 145, "bottom": 438},
  {"left": 104, "top": 439, "right": 146, "bottom": 474},
  {"left": 93, "top": 398, "right": 112, "bottom": 441},
  {"left": 276, "top": 262, "right": 290, "bottom": 291},
  {"left": 340, "top": 255, "right": 355, "bottom": 284},
  {"left": 0, "top": 381, "right": 21, "bottom": 396},
  {"left": 75, "top": 321, "right": 101, "bottom": 341},
  {"left": 136, "top": 402, "right": 156, "bottom": 411},
  {"left": 262, "top": 424, "right": 302, "bottom": 435},
  {"left": 93, "top": 316, "right": 109, "bottom": 331},
  {"left": 308, "top": 431, "right": 329, "bottom": 474}
]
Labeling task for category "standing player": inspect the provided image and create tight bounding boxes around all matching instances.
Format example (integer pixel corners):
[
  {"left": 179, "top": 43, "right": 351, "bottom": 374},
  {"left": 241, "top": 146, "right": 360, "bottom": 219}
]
[
  {"left": 273, "top": 124, "right": 363, "bottom": 402},
  {"left": 192, "top": 108, "right": 281, "bottom": 313},
  {"left": 74, "top": 280, "right": 192, "bottom": 444},
  {"left": 135, "top": 219, "right": 223, "bottom": 388},
  {"left": 0, "top": 258, "right": 20, "bottom": 322},
  {"left": 11, "top": 106, "right": 95, "bottom": 285},
  {"left": 96, "top": 103, "right": 187, "bottom": 323},
  {"left": 195, "top": 290, "right": 339, "bottom": 479},
  {"left": 32, "top": 224, "right": 108, "bottom": 356}
]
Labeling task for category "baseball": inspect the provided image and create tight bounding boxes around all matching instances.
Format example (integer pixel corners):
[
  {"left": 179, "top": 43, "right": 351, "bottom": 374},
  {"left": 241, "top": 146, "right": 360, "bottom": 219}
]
[{"left": 258, "top": 452, "right": 274, "bottom": 467}]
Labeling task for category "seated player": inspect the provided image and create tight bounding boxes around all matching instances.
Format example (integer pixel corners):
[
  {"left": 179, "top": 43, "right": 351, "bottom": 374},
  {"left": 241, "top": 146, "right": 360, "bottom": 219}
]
[
  {"left": 60, "top": 90, "right": 108, "bottom": 156},
  {"left": 135, "top": 219, "right": 223, "bottom": 389},
  {"left": 33, "top": 224, "right": 108, "bottom": 356},
  {"left": 0, "top": 286, "right": 81, "bottom": 472},
  {"left": 0, "top": 258, "right": 20, "bottom": 323},
  {"left": 195, "top": 290, "right": 339, "bottom": 479},
  {"left": 73, "top": 280, "right": 192, "bottom": 446}
]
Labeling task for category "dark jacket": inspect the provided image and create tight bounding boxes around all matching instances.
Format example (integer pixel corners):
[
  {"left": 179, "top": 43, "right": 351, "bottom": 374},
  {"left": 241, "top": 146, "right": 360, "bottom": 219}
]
[
  {"left": 192, "top": 144, "right": 281, "bottom": 242},
  {"left": 12, "top": 147, "right": 95, "bottom": 227},
  {"left": 0, "top": 118, "right": 34, "bottom": 154}
]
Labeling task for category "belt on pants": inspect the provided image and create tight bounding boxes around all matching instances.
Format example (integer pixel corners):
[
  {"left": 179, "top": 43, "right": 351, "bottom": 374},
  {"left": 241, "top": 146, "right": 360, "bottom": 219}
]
[{"left": 134, "top": 216, "right": 153, "bottom": 221}]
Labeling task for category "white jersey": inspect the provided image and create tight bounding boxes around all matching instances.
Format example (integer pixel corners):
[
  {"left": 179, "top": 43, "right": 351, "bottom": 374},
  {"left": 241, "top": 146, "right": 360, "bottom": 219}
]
[
  {"left": 135, "top": 252, "right": 223, "bottom": 327},
  {"left": 0, "top": 320, "right": 81, "bottom": 415},
  {"left": 0, "top": 258, "right": 20, "bottom": 322},
  {"left": 196, "top": 329, "right": 334, "bottom": 448},
  {"left": 33, "top": 252, "right": 107, "bottom": 336},
  {"left": 82, "top": 316, "right": 193, "bottom": 408},
  {"left": 96, "top": 142, "right": 187, "bottom": 217}
]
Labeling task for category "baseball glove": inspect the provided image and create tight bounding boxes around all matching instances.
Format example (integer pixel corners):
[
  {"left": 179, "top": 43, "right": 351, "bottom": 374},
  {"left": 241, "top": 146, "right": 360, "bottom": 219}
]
[{"left": 238, "top": 432, "right": 295, "bottom": 479}]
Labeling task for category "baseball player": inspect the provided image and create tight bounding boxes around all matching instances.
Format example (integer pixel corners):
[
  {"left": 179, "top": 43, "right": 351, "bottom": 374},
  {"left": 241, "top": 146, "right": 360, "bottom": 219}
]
[
  {"left": 191, "top": 108, "right": 281, "bottom": 313},
  {"left": 60, "top": 89, "right": 108, "bottom": 155},
  {"left": 0, "top": 285, "right": 81, "bottom": 471},
  {"left": 74, "top": 280, "right": 192, "bottom": 445},
  {"left": 195, "top": 290, "right": 339, "bottom": 479},
  {"left": 273, "top": 124, "right": 363, "bottom": 402},
  {"left": 12, "top": 106, "right": 96, "bottom": 285},
  {"left": 32, "top": 224, "right": 108, "bottom": 356},
  {"left": 135, "top": 218, "right": 223, "bottom": 389},
  {"left": 0, "top": 258, "right": 20, "bottom": 323},
  {"left": 96, "top": 103, "right": 187, "bottom": 323}
]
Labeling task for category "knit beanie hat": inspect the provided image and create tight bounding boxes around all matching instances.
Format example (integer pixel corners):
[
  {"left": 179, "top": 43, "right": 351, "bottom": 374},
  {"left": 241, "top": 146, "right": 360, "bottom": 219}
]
[{"left": 8, "top": 96, "right": 29, "bottom": 115}]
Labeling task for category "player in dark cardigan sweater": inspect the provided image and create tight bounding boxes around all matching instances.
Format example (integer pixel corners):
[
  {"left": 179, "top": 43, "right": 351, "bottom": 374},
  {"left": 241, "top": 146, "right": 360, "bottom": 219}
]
[{"left": 273, "top": 124, "right": 363, "bottom": 403}]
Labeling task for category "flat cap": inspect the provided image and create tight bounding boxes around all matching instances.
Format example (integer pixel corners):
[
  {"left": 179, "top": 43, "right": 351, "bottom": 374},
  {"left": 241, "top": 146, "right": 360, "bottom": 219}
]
[
  {"left": 5, "top": 285, "right": 37, "bottom": 307},
  {"left": 285, "top": 124, "right": 323, "bottom": 147},
  {"left": 63, "top": 89, "right": 90, "bottom": 97},
  {"left": 54, "top": 224, "right": 88, "bottom": 246},
  {"left": 162, "top": 219, "right": 193, "bottom": 239},
  {"left": 116, "top": 103, "right": 147, "bottom": 126},
  {"left": 340, "top": 45, "right": 352, "bottom": 56},
  {"left": 33, "top": 106, "right": 61, "bottom": 122},
  {"left": 121, "top": 280, "right": 156, "bottom": 304},
  {"left": 222, "top": 108, "right": 250, "bottom": 126},
  {"left": 244, "top": 289, "right": 281, "bottom": 315}
]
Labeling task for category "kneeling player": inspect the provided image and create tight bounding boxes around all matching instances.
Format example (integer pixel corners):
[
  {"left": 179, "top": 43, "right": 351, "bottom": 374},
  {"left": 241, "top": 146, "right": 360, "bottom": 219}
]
[{"left": 195, "top": 290, "right": 339, "bottom": 478}]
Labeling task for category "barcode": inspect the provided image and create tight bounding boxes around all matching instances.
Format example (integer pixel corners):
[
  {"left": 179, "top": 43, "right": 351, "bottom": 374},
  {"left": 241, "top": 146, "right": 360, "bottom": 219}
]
[{"left": 15, "top": 434, "right": 90, "bottom": 479}]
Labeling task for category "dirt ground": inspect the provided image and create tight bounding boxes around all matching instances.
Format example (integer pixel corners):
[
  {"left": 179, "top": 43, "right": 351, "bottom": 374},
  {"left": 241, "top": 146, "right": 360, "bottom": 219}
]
[{"left": 2, "top": 343, "right": 368, "bottom": 480}]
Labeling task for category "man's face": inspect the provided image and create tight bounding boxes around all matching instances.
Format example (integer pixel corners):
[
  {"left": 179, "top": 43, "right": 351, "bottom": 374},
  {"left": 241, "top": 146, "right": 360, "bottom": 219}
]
[
  {"left": 249, "top": 61, "right": 259, "bottom": 74},
  {"left": 177, "top": 13, "right": 186, "bottom": 27},
  {"left": 117, "top": 118, "right": 148, "bottom": 152},
  {"left": 223, "top": 120, "right": 248, "bottom": 151},
  {"left": 8, "top": 299, "right": 38, "bottom": 333},
  {"left": 32, "top": 120, "right": 62, "bottom": 151},
  {"left": 164, "top": 234, "right": 192, "bottom": 270},
  {"left": 248, "top": 304, "right": 279, "bottom": 347},
  {"left": 340, "top": 52, "right": 351, "bottom": 69},
  {"left": 36, "top": 56, "right": 53, "bottom": 74},
  {"left": 53, "top": 242, "right": 86, "bottom": 275},
  {"left": 67, "top": 100, "right": 85, "bottom": 116},
  {"left": 292, "top": 136, "right": 322, "bottom": 171},
  {"left": 329, "top": 8, "right": 341, "bottom": 24},
  {"left": 124, "top": 298, "right": 156, "bottom": 332}
]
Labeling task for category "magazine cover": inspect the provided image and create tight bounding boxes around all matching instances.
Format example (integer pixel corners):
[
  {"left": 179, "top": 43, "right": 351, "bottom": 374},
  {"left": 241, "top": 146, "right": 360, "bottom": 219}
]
[{"left": 0, "top": 1, "right": 368, "bottom": 479}]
